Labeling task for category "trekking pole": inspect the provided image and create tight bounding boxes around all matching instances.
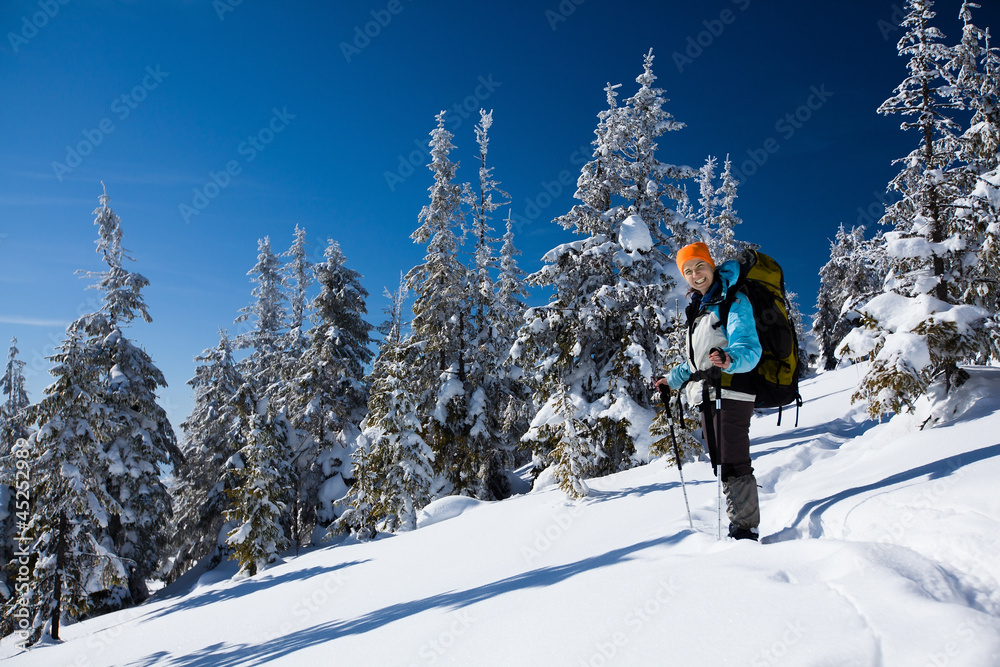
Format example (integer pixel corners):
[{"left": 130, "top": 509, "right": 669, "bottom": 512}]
[
  {"left": 708, "top": 355, "right": 725, "bottom": 541},
  {"left": 654, "top": 377, "right": 694, "bottom": 532}
]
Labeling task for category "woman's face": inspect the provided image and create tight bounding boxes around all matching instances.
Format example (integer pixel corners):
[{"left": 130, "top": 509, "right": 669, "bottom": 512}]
[{"left": 682, "top": 258, "right": 714, "bottom": 294}]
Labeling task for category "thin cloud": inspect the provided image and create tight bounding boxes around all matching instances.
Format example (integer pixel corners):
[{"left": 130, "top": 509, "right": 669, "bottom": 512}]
[{"left": 0, "top": 315, "right": 69, "bottom": 328}]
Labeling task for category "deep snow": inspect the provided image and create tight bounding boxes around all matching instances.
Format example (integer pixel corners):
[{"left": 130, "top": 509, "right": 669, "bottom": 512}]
[{"left": 3, "top": 364, "right": 1000, "bottom": 666}]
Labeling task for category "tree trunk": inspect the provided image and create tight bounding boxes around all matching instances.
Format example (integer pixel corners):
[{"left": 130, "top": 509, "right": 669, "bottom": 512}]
[{"left": 50, "top": 511, "right": 67, "bottom": 641}]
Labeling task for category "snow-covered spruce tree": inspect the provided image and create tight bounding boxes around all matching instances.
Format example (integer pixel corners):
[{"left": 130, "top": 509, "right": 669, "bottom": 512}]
[
  {"left": 235, "top": 236, "right": 289, "bottom": 400},
  {"left": 696, "top": 156, "right": 718, "bottom": 243},
  {"left": 620, "top": 50, "right": 698, "bottom": 246},
  {"left": 1, "top": 337, "right": 30, "bottom": 601},
  {"left": 287, "top": 239, "right": 373, "bottom": 542},
  {"left": 840, "top": 0, "right": 997, "bottom": 419},
  {"left": 70, "top": 186, "right": 180, "bottom": 609},
  {"left": 276, "top": 226, "right": 314, "bottom": 407},
  {"left": 496, "top": 213, "right": 533, "bottom": 466},
  {"left": 786, "top": 291, "right": 812, "bottom": 371},
  {"left": 814, "top": 225, "right": 886, "bottom": 370},
  {"left": 515, "top": 51, "right": 695, "bottom": 496},
  {"left": 712, "top": 155, "right": 747, "bottom": 262},
  {"left": 283, "top": 225, "right": 313, "bottom": 336},
  {"left": 166, "top": 330, "right": 245, "bottom": 582},
  {"left": 462, "top": 109, "right": 516, "bottom": 500},
  {"left": 272, "top": 226, "right": 319, "bottom": 550},
  {"left": 404, "top": 111, "right": 476, "bottom": 496},
  {"left": 336, "top": 279, "right": 437, "bottom": 537},
  {"left": 224, "top": 385, "right": 292, "bottom": 577},
  {"left": 1, "top": 337, "right": 30, "bottom": 452},
  {"left": 4, "top": 331, "right": 126, "bottom": 645},
  {"left": 951, "top": 5, "right": 1000, "bottom": 315}
]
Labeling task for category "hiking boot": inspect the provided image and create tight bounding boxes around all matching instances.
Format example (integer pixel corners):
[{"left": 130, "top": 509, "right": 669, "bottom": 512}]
[{"left": 728, "top": 523, "right": 759, "bottom": 541}]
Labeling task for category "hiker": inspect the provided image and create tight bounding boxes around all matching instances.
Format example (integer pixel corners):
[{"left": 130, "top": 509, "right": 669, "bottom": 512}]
[{"left": 655, "top": 242, "right": 763, "bottom": 541}]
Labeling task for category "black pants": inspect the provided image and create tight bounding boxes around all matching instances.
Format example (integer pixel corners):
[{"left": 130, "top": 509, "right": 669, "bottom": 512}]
[
  {"left": 700, "top": 398, "right": 754, "bottom": 481},
  {"left": 701, "top": 398, "right": 759, "bottom": 530}
]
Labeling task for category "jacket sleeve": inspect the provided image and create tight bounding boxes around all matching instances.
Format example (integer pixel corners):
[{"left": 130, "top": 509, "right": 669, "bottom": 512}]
[
  {"left": 666, "top": 361, "right": 691, "bottom": 390},
  {"left": 722, "top": 291, "right": 762, "bottom": 374}
]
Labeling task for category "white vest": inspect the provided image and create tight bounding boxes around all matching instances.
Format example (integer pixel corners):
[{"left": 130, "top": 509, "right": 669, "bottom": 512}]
[{"left": 685, "top": 310, "right": 756, "bottom": 407}]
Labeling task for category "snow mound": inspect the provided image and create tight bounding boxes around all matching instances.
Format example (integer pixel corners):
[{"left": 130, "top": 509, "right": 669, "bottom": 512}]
[{"left": 416, "top": 495, "right": 486, "bottom": 528}]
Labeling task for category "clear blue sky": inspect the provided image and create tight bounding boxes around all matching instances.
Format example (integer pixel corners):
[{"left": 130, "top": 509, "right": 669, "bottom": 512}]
[{"left": 2, "top": 0, "right": 997, "bottom": 429}]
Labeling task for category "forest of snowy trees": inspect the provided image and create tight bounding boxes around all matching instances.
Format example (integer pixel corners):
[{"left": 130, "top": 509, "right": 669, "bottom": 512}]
[{"left": 1, "top": 0, "right": 998, "bottom": 648}]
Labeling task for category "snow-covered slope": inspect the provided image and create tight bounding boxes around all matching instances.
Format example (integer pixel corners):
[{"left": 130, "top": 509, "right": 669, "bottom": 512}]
[{"left": 3, "top": 365, "right": 1000, "bottom": 666}]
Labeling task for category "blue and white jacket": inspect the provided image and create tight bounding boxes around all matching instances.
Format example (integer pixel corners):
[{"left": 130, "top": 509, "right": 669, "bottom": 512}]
[{"left": 666, "top": 260, "right": 762, "bottom": 407}]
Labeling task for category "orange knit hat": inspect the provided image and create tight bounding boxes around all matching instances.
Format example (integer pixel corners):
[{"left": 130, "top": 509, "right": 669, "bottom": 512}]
[{"left": 675, "top": 242, "right": 715, "bottom": 274}]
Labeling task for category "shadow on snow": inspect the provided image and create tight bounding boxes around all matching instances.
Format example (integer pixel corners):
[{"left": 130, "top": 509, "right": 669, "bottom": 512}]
[{"left": 125, "top": 534, "right": 689, "bottom": 667}]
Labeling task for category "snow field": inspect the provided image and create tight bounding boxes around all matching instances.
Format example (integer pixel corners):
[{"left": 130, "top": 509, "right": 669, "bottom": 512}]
[{"left": 2, "top": 365, "right": 1000, "bottom": 665}]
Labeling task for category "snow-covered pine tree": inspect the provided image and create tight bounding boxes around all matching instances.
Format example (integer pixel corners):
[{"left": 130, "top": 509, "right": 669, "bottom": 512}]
[
  {"left": 514, "top": 82, "right": 630, "bottom": 487},
  {"left": 4, "top": 331, "right": 126, "bottom": 645},
  {"left": 620, "top": 50, "right": 697, "bottom": 246},
  {"left": 462, "top": 109, "right": 515, "bottom": 500},
  {"left": 224, "top": 385, "right": 292, "bottom": 577},
  {"left": 235, "top": 236, "right": 289, "bottom": 400},
  {"left": 166, "top": 330, "right": 245, "bottom": 582},
  {"left": 405, "top": 111, "right": 475, "bottom": 496},
  {"left": 284, "top": 225, "right": 313, "bottom": 335},
  {"left": 276, "top": 226, "right": 314, "bottom": 409},
  {"left": 786, "top": 290, "right": 812, "bottom": 371},
  {"left": 1, "top": 338, "right": 30, "bottom": 452},
  {"left": 287, "top": 239, "right": 373, "bottom": 543},
  {"left": 840, "top": 0, "right": 997, "bottom": 418},
  {"left": 712, "top": 155, "right": 747, "bottom": 262},
  {"left": 676, "top": 184, "right": 696, "bottom": 223},
  {"left": 0, "top": 337, "right": 29, "bottom": 612},
  {"left": 272, "top": 226, "right": 319, "bottom": 550},
  {"left": 548, "top": 382, "right": 591, "bottom": 498},
  {"left": 951, "top": 4, "right": 1000, "bottom": 315},
  {"left": 697, "top": 155, "right": 718, "bottom": 244},
  {"left": 336, "top": 278, "right": 437, "bottom": 537},
  {"left": 952, "top": 0, "right": 998, "bottom": 177},
  {"left": 814, "top": 225, "right": 885, "bottom": 369},
  {"left": 515, "top": 51, "right": 694, "bottom": 496},
  {"left": 496, "top": 213, "right": 533, "bottom": 465},
  {"left": 71, "top": 186, "right": 180, "bottom": 609}
]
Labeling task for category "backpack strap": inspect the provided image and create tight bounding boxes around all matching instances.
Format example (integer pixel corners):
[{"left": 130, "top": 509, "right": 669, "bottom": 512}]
[{"left": 716, "top": 283, "right": 747, "bottom": 331}]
